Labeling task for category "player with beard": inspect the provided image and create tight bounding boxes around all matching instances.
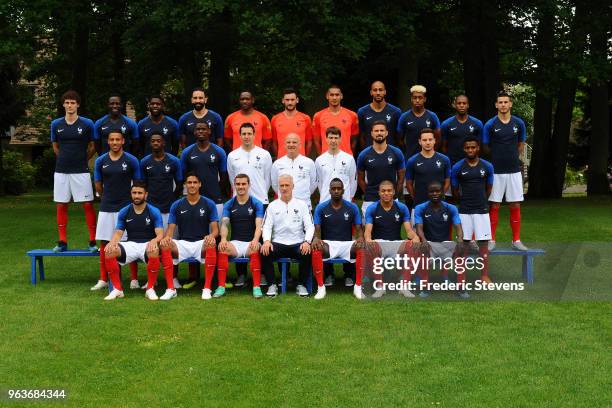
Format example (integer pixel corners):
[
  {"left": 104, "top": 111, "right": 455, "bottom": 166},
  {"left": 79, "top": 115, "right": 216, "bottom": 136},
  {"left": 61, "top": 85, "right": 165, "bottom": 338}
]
[
  {"left": 224, "top": 91, "right": 272, "bottom": 151},
  {"left": 94, "top": 95, "right": 139, "bottom": 155},
  {"left": 357, "top": 81, "right": 401, "bottom": 147},
  {"left": 137, "top": 95, "right": 179, "bottom": 156},
  {"left": 271, "top": 88, "right": 313, "bottom": 158},
  {"left": 178, "top": 87, "right": 223, "bottom": 148}
]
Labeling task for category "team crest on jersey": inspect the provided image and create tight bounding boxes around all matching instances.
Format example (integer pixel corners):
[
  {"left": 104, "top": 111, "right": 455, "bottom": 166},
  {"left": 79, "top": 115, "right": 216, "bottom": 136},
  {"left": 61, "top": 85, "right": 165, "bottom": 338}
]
[
  {"left": 343, "top": 212, "right": 349, "bottom": 221},
  {"left": 296, "top": 122, "right": 301, "bottom": 127},
  {"left": 199, "top": 208, "right": 205, "bottom": 216},
  {"left": 469, "top": 125, "right": 474, "bottom": 133},
  {"left": 210, "top": 154, "right": 216, "bottom": 163},
  {"left": 480, "top": 169, "right": 486, "bottom": 177},
  {"left": 436, "top": 160, "right": 441, "bottom": 168},
  {"left": 394, "top": 213, "right": 400, "bottom": 222},
  {"left": 145, "top": 217, "right": 151, "bottom": 225},
  {"left": 77, "top": 127, "right": 83, "bottom": 134},
  {"left": 298, "top": 165, "right": 303, "bottom": 170},
  {"left": 121, "top": 162, "right": 128, "bottom": 171},
  {"left": 443, "top": 213, "right": 448, "bottom": 222},
  {"left": 513, "top": 125, "right": 518, "bottom": 134},
  {"left": 248, "top": 207, "right": 254, "bottom": 215},
  {"left": 341, "top": 161, "right": 346, "bottom": 166},
  {"left": 293, "top": 209, "right": 299, "bottom": 214},
  {"left": 342, "top": 119, "right": 347, "bottom": 124},
  {"left": 256, "top": 155, "right": 261, "bottom": 161},
  {"left": 386, "top": 114, "right": 391, "bottom": 121},
  {"left": 207, "top": 120, "right": 212, "bottom": 127},
  {"left": 121, "top": 125, "right": 127, "bottom": 133},
  {"left": 165, "top": 164, "right": 171, "bottom": 173},
  {"left": 426, "top": 119, "right": 431, "bottom": 127},
  {"left": 163, "top": 127, "right": 168, "bottom": 134},
  {"left": 387, "top": 156, "right": 393, "bottom": 164}
]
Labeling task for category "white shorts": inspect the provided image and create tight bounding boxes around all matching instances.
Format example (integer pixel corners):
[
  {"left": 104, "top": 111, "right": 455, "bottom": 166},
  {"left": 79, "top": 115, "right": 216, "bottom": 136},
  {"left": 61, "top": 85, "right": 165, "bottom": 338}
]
[
  {"left": 323, "top": 240, "right": 355, "bottom": 262},
  {"left": 230, "top": 240, "right": 251, "bottom": 258},
  {"left": 118, "top": 241, "right": 148, "bottom": 265},
  {"left": 173, "top": 239, "right": 204, "bottom": 265},
  {"left": 489, "top": 172, "right": 523, "bottom": 203},
  {"left": 374, "top": 239, "right": 405, "bottom": 258},
  {"left": 428, "top": 241, "right": 456, "bottom": 260},
  {"left": 95, "top": 212, "right": 127, "bottom": 242},
  {"left": 460, "top": 213, "right": 492, "bottom": 241},
  {"left": 53, "top": 172, "right": 94, "bottom": 203}
]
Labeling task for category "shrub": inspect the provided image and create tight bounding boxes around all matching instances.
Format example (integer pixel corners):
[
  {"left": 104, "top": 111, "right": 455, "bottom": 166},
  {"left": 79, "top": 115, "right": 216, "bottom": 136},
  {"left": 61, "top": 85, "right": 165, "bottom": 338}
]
[
  {"left": 34, "top": 148, "right": 56, "bottom": 188},
  {"left": 2, "top": 149, "right": 35, "bottom": 195}
]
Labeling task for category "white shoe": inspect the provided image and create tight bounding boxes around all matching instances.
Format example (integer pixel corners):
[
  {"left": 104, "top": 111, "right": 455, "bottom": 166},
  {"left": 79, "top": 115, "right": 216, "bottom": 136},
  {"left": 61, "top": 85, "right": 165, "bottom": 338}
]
[
  {"left": 488, "top": 240, "right": 496, "bottom": 251},
  {"left": 129, "top": 279, "right": 140, "bottom": 289},
  {"left": 104, "top": 289, "right": 124, "bottom": 300},
  {"left": 160, "top": 289, "right": 177, "bottom": 300},
  {"left": 512, "top": 240, "right": 529, "bottom": 251},
  {"left": 266, "top": 284, "right": 278, "bottom": 297},
  {"left": 173, "top": 278, "right": 182, "bottom": 289},
  {"left": 353, "top": 285, "right": 365, "bottom": 299},
  {"left": 90, "top": 280, "right": 108, "bottom": 291},
  {"left": 371, "top": 289, "right": 386, "bottom": 298},
  {"left": 201, "top": 288, "right": 212, "bottom": 300},
  {"left": 296, "top": 285, "right": 309, "bottom": 297},
  {"left": 314, "top": 285, "right": 326, "bottom": 300},
  {"left": 141, "top": 281, "right": 157, "bottom": 290},
  {"left": 400, "top": 289, "right": 415, "bottom": 298},
  {"left": 145, "top": 288, "right": 158, "bottom": 300}
]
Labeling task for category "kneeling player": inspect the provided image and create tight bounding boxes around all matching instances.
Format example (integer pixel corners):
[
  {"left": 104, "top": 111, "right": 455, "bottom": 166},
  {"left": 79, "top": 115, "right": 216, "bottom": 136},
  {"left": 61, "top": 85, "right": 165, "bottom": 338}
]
[
  {"left": 414, "top": 181, "right": 466, "bottom": 298},
  {"left": 159, "top": 173, "right": 219, "bottom": 300},
  {"left": 102, "top": 182, "right": 166, "bottom": 300},
  {"left": 217, "top": 174, "right": 265, "bottom": 298},
  {"left": 364, "top": 180, "right": 420, "bottom": 298},
  {"left": 311, "top": 178, "right": 364, "bottom": 300}
]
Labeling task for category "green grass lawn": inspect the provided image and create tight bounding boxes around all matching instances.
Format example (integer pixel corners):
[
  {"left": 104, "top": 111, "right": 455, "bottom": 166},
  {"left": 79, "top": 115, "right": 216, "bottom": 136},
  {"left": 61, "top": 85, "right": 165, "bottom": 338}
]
[{"left": 1, "top": 192, "right": 611, "bottom": 407}]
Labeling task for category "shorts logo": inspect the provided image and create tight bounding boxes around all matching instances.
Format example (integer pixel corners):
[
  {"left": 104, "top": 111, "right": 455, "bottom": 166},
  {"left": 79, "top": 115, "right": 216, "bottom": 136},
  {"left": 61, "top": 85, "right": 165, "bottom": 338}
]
[
  {"left": 443, "top": 213, "right": 448, "bottom": 222},
  {"left": 210, "top": 154, "right": 216, "bottom": 163},
  {"left": 386, "top": 114, "right": 391, "bottom": 121},
  {"left": 387, "top": 156, "right": 393, "bottom": 164},
  {"left": 165, "top": 164, "right": 171, "bottom": 173},
  {"left": 145, "top": 217, "right": 151, "bottom": 225},
  {"left": 121, "top": 162, "right": 128, "bottom": 171},
  {"left": 121, "top": 125, "right": 127, "bottom": 133},
  {"left": 199, "top": 208, "right": 205, "bottom": 216},
  {"left": 163, "top": 127, "right": 168, "bottom": 135},
  {"left": 436, "top": 160, "right": 441, "bottom": 168},
  {"left": 394, "top": 213, "right": 400, "bottom": 222},
  {"left": 343, "top": 212, "right": 349, "bottom": 221},
  {"left": 77, "top": 127, "right": 83, "bottom": 134},
  {"left": 469, "top": 125, "right": 474, "bottom": 133}
]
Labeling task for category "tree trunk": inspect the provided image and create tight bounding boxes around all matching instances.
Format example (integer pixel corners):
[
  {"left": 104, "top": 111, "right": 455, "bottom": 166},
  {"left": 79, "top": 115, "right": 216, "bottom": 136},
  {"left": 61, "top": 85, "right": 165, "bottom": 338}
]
[
  {"left": 209, "top": 9, "right": 233, "bottom": 119},
  {"left": 527, "top": 2, "right": 555, "bottom": 197},
  {"left": 397, "top": 45, "right": 418, "bottom": 111},
  {"left": 70, "top": 24, "right": 90, "bottom": 114}
]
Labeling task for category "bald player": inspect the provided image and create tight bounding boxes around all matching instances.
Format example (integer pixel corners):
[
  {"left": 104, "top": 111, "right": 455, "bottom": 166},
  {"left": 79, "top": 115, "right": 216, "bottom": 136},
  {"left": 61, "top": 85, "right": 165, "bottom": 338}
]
[{"left": 357, "top": 80, "right": 401, "bottom": 147}]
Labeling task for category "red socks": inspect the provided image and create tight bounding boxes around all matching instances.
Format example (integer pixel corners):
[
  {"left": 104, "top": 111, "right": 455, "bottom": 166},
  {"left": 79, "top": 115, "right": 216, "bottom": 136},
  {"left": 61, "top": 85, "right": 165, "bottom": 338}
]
[
  {"left": 146, "top": 256, "right": 160, "bottom": 289},
  {"left": 161, "top": 249, "right": 175, "bottom": 289},
  {"left": 105, "top": 256, "right": 122, "bottom": 290},
  {"left": 217, "top": 252, "right": 228, "bottom": 288},
  {"left": 355, "top": 249, "right": 364, "bottom": 286},
  {"left": 99, "top": 243, "right": 108, "bottom": 281},
  {"left": 509, "top": 206, "right": 521, "bottom": 242},
  {"left": 250, "top": 252, "right": 261, "bottom": 287},
  {"left": 489, "top": 205, "right": 499, "bottom": 240},
  {"left": 56, "top": 203, "right": 68, "bottom": 242},
  {"left": 82, "top": 202, "right": 97, "bottom": 241},
  {"left": 312, "top": 250, "right": 324, "bottom": 287},
  {"left": 129, "top": 262, "right": 139, "bottom": 281},
  {"left": 203, "top": 247, "right": 217, "bottom": 289}
]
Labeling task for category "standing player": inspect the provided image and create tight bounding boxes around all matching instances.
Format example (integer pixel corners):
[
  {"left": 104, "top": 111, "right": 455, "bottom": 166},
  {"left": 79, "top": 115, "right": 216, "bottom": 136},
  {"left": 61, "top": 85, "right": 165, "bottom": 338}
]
[
  {"left": 357, "top": 121, "right": 405, "bottom": 215},
  {"left": 178, "top": 87, "right": 224, "bottom": 149},
  {"left": 483, "top": 91, "right": 528, "bottom": 251},
  {"left": 315, "top": 126, "right": 357, "bottom": 204},
  {"left": 364, "top": 181, "right": 420, "bottom": 298},
  {"left": 217, "top": 174, "right": 265, "bottom": 298},
  {"left": 271, "top": 88, "right": 313, "bottom": 158},
  {"left": 405, "top": 129, "right": 451, "bottom": 208},
  {"left": 261, "top": 174, "right": 314, "bottom": 297},
  {"left": 137, "top": 95, "right": 179, "bottom": 156},
  {"left": 312, "top": 85, "right": 359, "bottom": 155},
  {"left": 181, "top": 122, "right": 228, "bottom": 219},
  {"left": 311, "top": 179, "right": 364, "bottom": 299},
  {"left": 94, "top": 95, "right": 139, "bottom": 155},
  {"left": 159, "top": 173, "right": 219, "bottom": 300},
  {"left": 271, "top": 133, "right": 317, "bottom": 210},
  {"left": 140, "top": 133, "right": 183, "bottom": 289},
  {"left": 102, "top": 182, "right": 167, "bottom": 301},
  {"left": 413, "top": 181, "right": 464, "bottom": 298},
  {"left": 357, "top": 81, "right": 401, "bottom": 147},
  {"left": 91, "top": 131, "right": 141, "bottom": 291},
  {"left": 441, "top": 94, "right": 483, "bottom": 166},
  {"left": 451, "top": 136, "right": 494, "bottom": 284},
  {"left": 50, "top": 90, "right": 97, "bottom": 253},
  {"left": 397, "top": 85, "right": 441, "bottom": 159},
  {"left": 224, "top": 91, "right": 272, "bottom": 151}
]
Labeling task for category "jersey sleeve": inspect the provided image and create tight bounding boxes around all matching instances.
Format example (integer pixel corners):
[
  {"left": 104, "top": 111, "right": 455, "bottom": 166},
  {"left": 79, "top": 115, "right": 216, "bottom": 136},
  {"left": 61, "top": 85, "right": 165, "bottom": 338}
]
[
  {"left": 177, "top": 113, "right": 187, "bottom": 139},
  {"left": 313, "top": 203, "right": 322, "bottom": 225},
  {"left": 215, "top": 145, "right": 228, "bottom": 172},
  {"left": 50, "top": 119, "right": 58, "bottom": 142},
  {"left": 168, "top": 200, "right": 179, "bottom": 225},
  {"left": 115, "top": 205, "right": 130, "bottom": 230},
  {"left": 397, "top": 112, "right": 408, "bottom": 135},
  {"left": 221, "top": 199, "right": 232, "bottom": 219},
  {"left": 413, "top": 204, "right": 423, "bottom": 225},
  {"left": 168, "top": 117, "right": 180, "bottom": 141},
  {"left": 93, "top": 117, "right": 103, "bottom": 141},
  {"left": 350, "top": 110, "right": 359, "bottom": 136},
  {"left": 223, "top": 114, "right": 233, "bottom": 140},
  {"left": 128, "top": 154, "right": 142, "bottom": 180},
  {"left": 450, "top": 161, "right": 461, "bottom": 188},
  {"left": 254, "top": 197, "right": 265, "bottom": 218},
  {"left": 399, "top": 203, "right": 411, "bottom": 222},
  {"left": 449, "top": 204, "right": 461, "bottom": 225},
  {"left": 516, "top": 116, "right": 527, "bottom": 142},
  {"left": 391, "top": 146, "right": 406, "bottom": 170},
  {"left": 304, "top": 115, "right": 313, "bottom": 142},
  {"left": 356, "top": 149, "right": 367, "bottom": 171},
  {"left": 312, "top": 112, "right": 321, "bottom": 144},
  {"left": 482, "top": 119, "right": 493, "bottom": 145},
  {"left": 348, "top": 156, "right": 358, "bottom": 199},
  {"left": 270, "top": 162, "right": 280, "bottom": 193},
  {"left": 93, "top": 156, "right": 103, "bottom": 182},
  {"left": 212, "top": 111, "right": 224, "bottom": 142},
  {"left": 83, "top": 118, "right": 94, "bottom": 142},
  {"left": 365, "top": 203, "right": 376, "bottom": 224},
  {"left": 405, "top": 155, "right": 416, "bottom": 180},
  {"left": 309, "top": 159, "right": 317, "bottom": 194},
  {"left": 484, "top": 160, "right": 495, "bottom": 184},
  {"left": 180, "top": 145, "right": 191, "bottom": 173},
  {"left": 440, "top": 117, "right": 451, "bottom": 142},
  {"left": 430, "top": 112, "right": 441, "bottom": 129},
  {"left": 139, "top": 157, "right": 149, "bottom": 183},
  {"left": 351, "top": 202, "right": 362, "bottom": 225},
  {"left": 442, "top": 154, "right": 451, "bottom": 178},
  {"left": 473, "top": 117, "right": 484, "bottom": 140},
  {"left": 357, "top": 106, "right": 366, "bottom": 135},
  {"left": 208, "top": 199, "right": 219, "bottom": 222},
  {"left": 149, "top": 205, "right": 164, "bottom": 229},
  {"left": 261, "top": 113, "right": 272, "bottom": 141},
  {"left": 128, "top": 118, "right": 139, "bottom": 140}
]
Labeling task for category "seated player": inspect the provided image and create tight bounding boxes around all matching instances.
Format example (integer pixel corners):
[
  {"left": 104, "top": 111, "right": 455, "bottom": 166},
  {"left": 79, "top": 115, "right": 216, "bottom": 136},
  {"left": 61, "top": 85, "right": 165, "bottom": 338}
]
[
  {"left": 364, "top": 180, "right": 420, "bottom": 298},
  {"left": 159, "top": 173, "right": 219, "bottom": 300},
  {"left": 451, "top": 136, "right": 494, "bottom": 284},
  {"left": 261, "top": 174, "right": 314, "bottom": 297},
  {"left": 311, "top": 178, "right": 364, "bottom": 300},
  {"left": 102, "top": 182, "right": 166, "bottom": 301},
  {"left": 216, "top": 174, "right": 265, "bottom": 299},
  {"left": 413, "top": 181, "right": 466, "bottom": 298}
]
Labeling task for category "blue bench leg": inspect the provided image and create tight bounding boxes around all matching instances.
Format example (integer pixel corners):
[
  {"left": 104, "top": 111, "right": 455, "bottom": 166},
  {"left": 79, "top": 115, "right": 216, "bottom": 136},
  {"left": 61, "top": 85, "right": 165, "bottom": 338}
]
[
  {"left": 37, "top": 257, "right": 45, "bottom": 281},
  {"left": 526, "top": 255, "right": 534, "bottom": 284},
  {"left": 281, "top": 262, "right": 287, "bottom": 294},
  {"left": 30, "top": 256, "right": 37, "bottom": 285},
  {"left": 306, "top": 269, "right": 313, "bottom": 294}
]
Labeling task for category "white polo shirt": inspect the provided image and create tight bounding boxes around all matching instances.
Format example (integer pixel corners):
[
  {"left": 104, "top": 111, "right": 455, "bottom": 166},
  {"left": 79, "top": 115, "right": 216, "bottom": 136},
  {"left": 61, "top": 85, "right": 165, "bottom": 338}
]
[
  {"left": 315, "top": 150, "right": 357, "bottom": 203},
  {"left": 227, "top": 146, "right": 272, "bottom": 204},
  {"left": 262, "top": 197, "right": 314, "bottom": 245},
  {"left": 271, "top": 154, "right": 317, "bottom": 207}
]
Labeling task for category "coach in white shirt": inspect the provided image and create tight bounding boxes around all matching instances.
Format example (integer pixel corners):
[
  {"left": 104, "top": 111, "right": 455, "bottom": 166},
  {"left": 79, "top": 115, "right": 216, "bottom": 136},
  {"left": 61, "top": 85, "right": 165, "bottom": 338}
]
[
  {"left": 315, "top": 126, "right": 357, "bottom": 203},
  {"left": 271, "top": 133, "right": 317, "bottom": 209},
  {"left": 227, "top": 123, "right": 272, "bottom": 204},
  {"left": 261, "top": 174, "right": 314, "bottom": 297}
]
